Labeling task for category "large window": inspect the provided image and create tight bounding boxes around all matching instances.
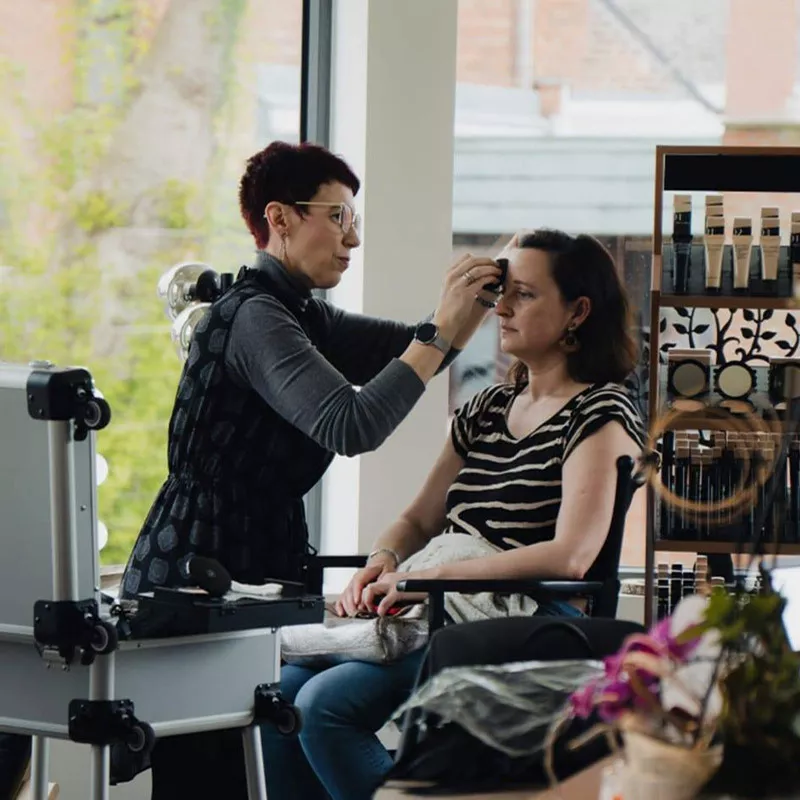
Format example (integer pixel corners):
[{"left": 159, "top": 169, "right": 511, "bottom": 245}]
[
  {"left": 449, "top": 0, "right": 800, "bottom": 568},
  {"left": 0, "top": 0, "right": 304, "bottom": 564}
]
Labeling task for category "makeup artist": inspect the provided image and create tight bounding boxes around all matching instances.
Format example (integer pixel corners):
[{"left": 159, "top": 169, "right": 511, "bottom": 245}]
[{"left": 118, "top": 140, "right": 502, "bottom": 798}]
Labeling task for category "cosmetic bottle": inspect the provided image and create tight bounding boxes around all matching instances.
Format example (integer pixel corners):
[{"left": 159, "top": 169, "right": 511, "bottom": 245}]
[
  {"left": 760, "top": 207, "right": 781, "bottom": 291},
  {"left": 732, "top": 216, "right": 753, "bottom": 291},
  {"left": 704, "top": 214, "right": 725, "bottom": 292},
  {"left": 791, "top": 212, "right": 800, "bottom": 300},
  {"left": 672, "top": 194, "right": 693, "bottom": 294}
]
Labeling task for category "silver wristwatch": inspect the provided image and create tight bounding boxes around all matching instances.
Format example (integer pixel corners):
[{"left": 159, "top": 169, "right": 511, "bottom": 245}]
[{"left": 413, "top": 322, "right": 450, "bottom": 356}]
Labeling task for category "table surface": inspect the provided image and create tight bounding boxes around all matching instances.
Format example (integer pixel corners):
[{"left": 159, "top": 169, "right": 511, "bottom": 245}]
[{"left": 375, "top": 759, "right": 606, "bottom": 799}]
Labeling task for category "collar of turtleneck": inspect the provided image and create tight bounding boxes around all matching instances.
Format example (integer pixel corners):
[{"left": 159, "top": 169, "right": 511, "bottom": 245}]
[{"left": 250, "top": 250, "right": 311, "bottom": 313}]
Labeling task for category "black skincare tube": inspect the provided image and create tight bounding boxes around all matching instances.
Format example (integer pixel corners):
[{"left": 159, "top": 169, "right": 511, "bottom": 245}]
[{"left": 673, "top": 195, "right": 693, "bottom": 294}]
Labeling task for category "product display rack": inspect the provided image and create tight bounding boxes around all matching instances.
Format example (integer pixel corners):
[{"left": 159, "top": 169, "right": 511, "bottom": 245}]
[{"left": 644, "top": 145, "right": 800, "bottom": 626}]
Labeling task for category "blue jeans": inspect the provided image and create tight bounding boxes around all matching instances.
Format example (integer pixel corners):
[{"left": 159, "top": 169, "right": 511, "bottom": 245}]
[
  {"left": 261, "top": 601, "right": 581, "bottom": 800},
  {"left": 261, "top": 649, "right": 426, "bottom": 800}
]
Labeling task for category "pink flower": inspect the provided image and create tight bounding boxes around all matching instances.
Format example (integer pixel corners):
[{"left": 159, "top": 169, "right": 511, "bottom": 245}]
[
  {"left": 570, "top": 682, "right": 598, "bottom": 718},
  {"left": 567, "top": 599, "right": 705, "bottom": 724}
]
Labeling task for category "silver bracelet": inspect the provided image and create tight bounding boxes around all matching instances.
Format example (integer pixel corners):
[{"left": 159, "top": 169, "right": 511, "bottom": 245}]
[{"left": 367, "top": 547, "right": 400, "bottom": 568}]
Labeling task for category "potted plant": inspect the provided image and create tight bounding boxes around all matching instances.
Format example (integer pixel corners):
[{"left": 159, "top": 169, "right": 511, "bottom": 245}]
[{"left": 562, "top": 579, "right": 800, "bottom": 799}]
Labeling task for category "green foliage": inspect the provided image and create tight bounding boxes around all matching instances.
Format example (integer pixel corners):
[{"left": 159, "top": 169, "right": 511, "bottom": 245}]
[
  {"left": 700, "top": 586, "right": 800, "bottom": 794},
  {"left": 0, "top": 1, "right": 246, "bottom": 566},
  {"left": 154, "top": 179, "right": 197, "bottom": 229},
  {"left": 74, "top": 192, "right": 125, "bottom": 233}
]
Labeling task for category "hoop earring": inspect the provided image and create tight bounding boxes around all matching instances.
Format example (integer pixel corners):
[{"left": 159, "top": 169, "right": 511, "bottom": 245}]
[{"left": 560, "top": 325, "right": 580, "bottom": 353}]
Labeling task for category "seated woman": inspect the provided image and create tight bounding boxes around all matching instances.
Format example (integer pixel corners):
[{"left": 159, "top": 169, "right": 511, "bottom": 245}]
[{"left": 261, "top": 229, "right": 646, "bottom": 800}]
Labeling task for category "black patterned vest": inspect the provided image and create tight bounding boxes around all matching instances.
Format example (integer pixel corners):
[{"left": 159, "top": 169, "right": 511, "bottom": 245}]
[{"left": 120, "top": 264, "right": 333, "bottom": 598}]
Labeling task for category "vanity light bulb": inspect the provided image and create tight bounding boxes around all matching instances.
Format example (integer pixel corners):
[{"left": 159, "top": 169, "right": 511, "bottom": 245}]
[
  {"left": 96, "top": 453, "right": 109, "bottom": 487},
  {"left": 97, "top": 520, "right": 109, "bottom": 551}
]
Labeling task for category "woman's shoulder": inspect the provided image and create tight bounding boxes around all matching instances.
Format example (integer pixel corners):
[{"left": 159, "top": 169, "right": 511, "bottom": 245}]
[{"left": 571, "top": 382, "right": 646, "bottom": 443}]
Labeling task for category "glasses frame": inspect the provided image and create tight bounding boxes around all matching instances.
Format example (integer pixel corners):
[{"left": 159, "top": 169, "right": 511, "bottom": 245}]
[{"left": 292, "top": 201, "right": 361, "bottom": 236}]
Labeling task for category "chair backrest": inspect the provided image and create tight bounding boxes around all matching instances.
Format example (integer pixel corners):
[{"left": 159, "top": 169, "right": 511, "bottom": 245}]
[{"left": 584, "top": 455, "right": 642, "bottom": 617}]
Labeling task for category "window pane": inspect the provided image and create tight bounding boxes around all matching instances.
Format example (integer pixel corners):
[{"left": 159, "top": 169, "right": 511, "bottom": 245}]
[
  {"left": 0, "top": 0, "right": 303, "bottom": 564},
  {"left": 450, "top": 0, "right": 800, "bottom": 570}
]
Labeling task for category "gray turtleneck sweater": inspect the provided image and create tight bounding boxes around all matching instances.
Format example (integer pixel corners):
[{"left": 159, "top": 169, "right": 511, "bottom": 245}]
[{"left": 224, "top": 252, "right": 458, "bottom": 457}]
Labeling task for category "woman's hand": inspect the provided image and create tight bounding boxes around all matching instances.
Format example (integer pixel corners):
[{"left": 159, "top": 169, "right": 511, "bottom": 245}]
[
  {"left": 433, "top": 254, "right": 502, "bottom": 343},
  {"left": 361, "top": 572, "right": 428, "bottom": 616},
  {"left": 334, "top": 556, "right": 397, "bottom": 617}
]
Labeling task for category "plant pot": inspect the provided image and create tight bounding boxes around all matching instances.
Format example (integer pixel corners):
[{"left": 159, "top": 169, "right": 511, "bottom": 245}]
[{"left": 620, "top": 729, "right": 722, "bottom": 800}]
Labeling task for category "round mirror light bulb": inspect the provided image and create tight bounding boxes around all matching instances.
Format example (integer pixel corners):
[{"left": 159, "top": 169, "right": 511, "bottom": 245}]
[
  {"left": 97, "top": 520, "right": 109, "bottom": 551},
  {"left": 96, "top": 453, "right": 109, "bottom": 486}
]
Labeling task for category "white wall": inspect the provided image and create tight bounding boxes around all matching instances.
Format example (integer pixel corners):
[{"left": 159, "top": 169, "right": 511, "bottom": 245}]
[{"left": 322, "top": 0, "right": 460, "bottom": 582}]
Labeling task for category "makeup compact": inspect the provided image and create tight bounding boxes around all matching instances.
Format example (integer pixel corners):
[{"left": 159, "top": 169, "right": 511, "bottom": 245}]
[
  {"left": 760, "top": 207, "right": 781, "bottom": 286},
  {"left": 769, "top": 358, "right": 800, "bottom": 405},
  {"left": 485, "top": 257, "right": 508, "bottom": 295},
  {"left": 672, "top": 194, "right": 693, "bottom": 294},
  {"left": 732, "top": 217, "right": 753, "bottom": 291},
  {"left": 667, "top": 348, "right": 713, "bottom": 403},
  {"left": 714, "top": 361, "right": 756, "bottom": 400}
]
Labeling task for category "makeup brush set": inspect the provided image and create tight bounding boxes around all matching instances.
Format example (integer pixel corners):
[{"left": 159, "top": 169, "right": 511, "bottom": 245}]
[{"left": 653, "top": 556, "right": 764, "bottom": 620}]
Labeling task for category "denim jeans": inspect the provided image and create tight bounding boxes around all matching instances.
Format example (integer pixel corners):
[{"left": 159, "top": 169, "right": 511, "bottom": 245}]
[
  {"left": 261, "top": 649, "right": 426, "bottom": 800},
  {"left": 261, "top": 600, "right": 582, "bottom": 800}
]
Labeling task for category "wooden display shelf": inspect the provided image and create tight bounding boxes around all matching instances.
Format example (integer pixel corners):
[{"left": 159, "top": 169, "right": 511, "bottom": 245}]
[
  {"left": 655, "top": 540, "right": 800, "bottom": 555},
  {"left": 659, "top": 294, "right": 800, "bottom": 311},
  {"left": 643, "top": 144, "right": 800, "bottom": 625}
]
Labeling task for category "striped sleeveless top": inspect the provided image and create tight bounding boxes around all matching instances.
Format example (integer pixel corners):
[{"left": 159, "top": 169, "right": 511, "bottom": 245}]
[{"left": 446, "top": 382, "right": 645, "bottom": 551}]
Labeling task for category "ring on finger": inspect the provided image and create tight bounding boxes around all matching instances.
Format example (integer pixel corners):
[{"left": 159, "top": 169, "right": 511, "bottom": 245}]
[{"left": 463, "top": 269, "right": 475, "bottom": 285}]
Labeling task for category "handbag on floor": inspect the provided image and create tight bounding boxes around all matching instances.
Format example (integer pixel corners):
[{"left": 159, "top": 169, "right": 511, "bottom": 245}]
[{"left": 388, "top": 651, "right": 609, "bottom": 792}]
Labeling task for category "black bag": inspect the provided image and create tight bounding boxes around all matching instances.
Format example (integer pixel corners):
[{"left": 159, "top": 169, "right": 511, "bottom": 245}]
[
  {"left": 387, "top": 713, "right": 615, "bottom": 794},
  {"left": 387, "top": 618, "right": 632, "bottom": 794}
]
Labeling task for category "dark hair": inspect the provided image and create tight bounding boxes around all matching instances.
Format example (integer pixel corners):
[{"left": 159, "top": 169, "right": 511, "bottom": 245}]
[
  {"left": 507, "top": 229, "right": 637, "bottom": 390},
  {"left": 238, "top": 141, "right": 360, "bottom": 248}
]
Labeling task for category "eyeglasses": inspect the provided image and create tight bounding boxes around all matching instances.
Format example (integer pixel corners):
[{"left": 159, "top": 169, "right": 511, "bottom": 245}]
[{"left": 293, "top": 201, "right": 361, "bottom": 236}]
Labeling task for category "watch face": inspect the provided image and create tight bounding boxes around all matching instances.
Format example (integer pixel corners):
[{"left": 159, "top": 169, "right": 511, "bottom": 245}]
[{"left": 416, "top": 322, "right": 437, "bottom": 345}]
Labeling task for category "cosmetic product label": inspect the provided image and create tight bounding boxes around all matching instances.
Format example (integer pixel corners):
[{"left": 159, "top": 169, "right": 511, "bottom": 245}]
[
  {"left": 704, "top": 214, "right": 725, "bottom": 289},
  {"left": 732, "top": 216, "right": 753, "bottom": 290},
  {"left": 760, "top": 220, "right": 781, "bottom": 281}
]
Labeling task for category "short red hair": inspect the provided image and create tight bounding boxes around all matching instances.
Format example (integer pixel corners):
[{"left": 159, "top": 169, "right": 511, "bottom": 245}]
[{"left": 238, "top": 141, "right": 360, "bottom": 249}]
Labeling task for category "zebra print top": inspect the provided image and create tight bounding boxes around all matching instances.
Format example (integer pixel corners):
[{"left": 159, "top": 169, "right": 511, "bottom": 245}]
[{"left": 446, "top": 382, "right": 646, "bottom": 551}]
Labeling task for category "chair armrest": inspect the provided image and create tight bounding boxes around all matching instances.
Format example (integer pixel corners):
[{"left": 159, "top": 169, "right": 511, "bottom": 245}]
[
  {"left": 312, "top": 555, "right": 369, "bottom": 569},
  {"left": 395, "top": 578, "right": 604, "bottom": 632},
  {"left": 304, "top": 555, "right": 369, "bottom": 594},
  {"left": 395, "top": 579, "right": 603, "bottom": 596}
]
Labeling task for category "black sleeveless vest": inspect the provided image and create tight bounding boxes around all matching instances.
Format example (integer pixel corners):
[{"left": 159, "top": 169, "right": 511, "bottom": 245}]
[{"left": 120, "top": 266, "right": 333, "bottom": 597}]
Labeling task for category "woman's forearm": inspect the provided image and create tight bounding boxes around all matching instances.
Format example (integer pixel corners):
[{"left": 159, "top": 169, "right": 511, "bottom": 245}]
[
  {"left": 423, "top": 540, "right": 582, "bottom": 581},
  {"left": 370, "top": 516, "right": 433, "bottom": 566}
]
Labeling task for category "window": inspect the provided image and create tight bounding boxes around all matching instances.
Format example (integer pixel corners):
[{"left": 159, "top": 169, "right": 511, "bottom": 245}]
[
  {"left": 0, "top": 0, "right": 304, "bottom": 564},
  {"left": 449, "top": 0, "right": 800, "bottom": 569}
]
